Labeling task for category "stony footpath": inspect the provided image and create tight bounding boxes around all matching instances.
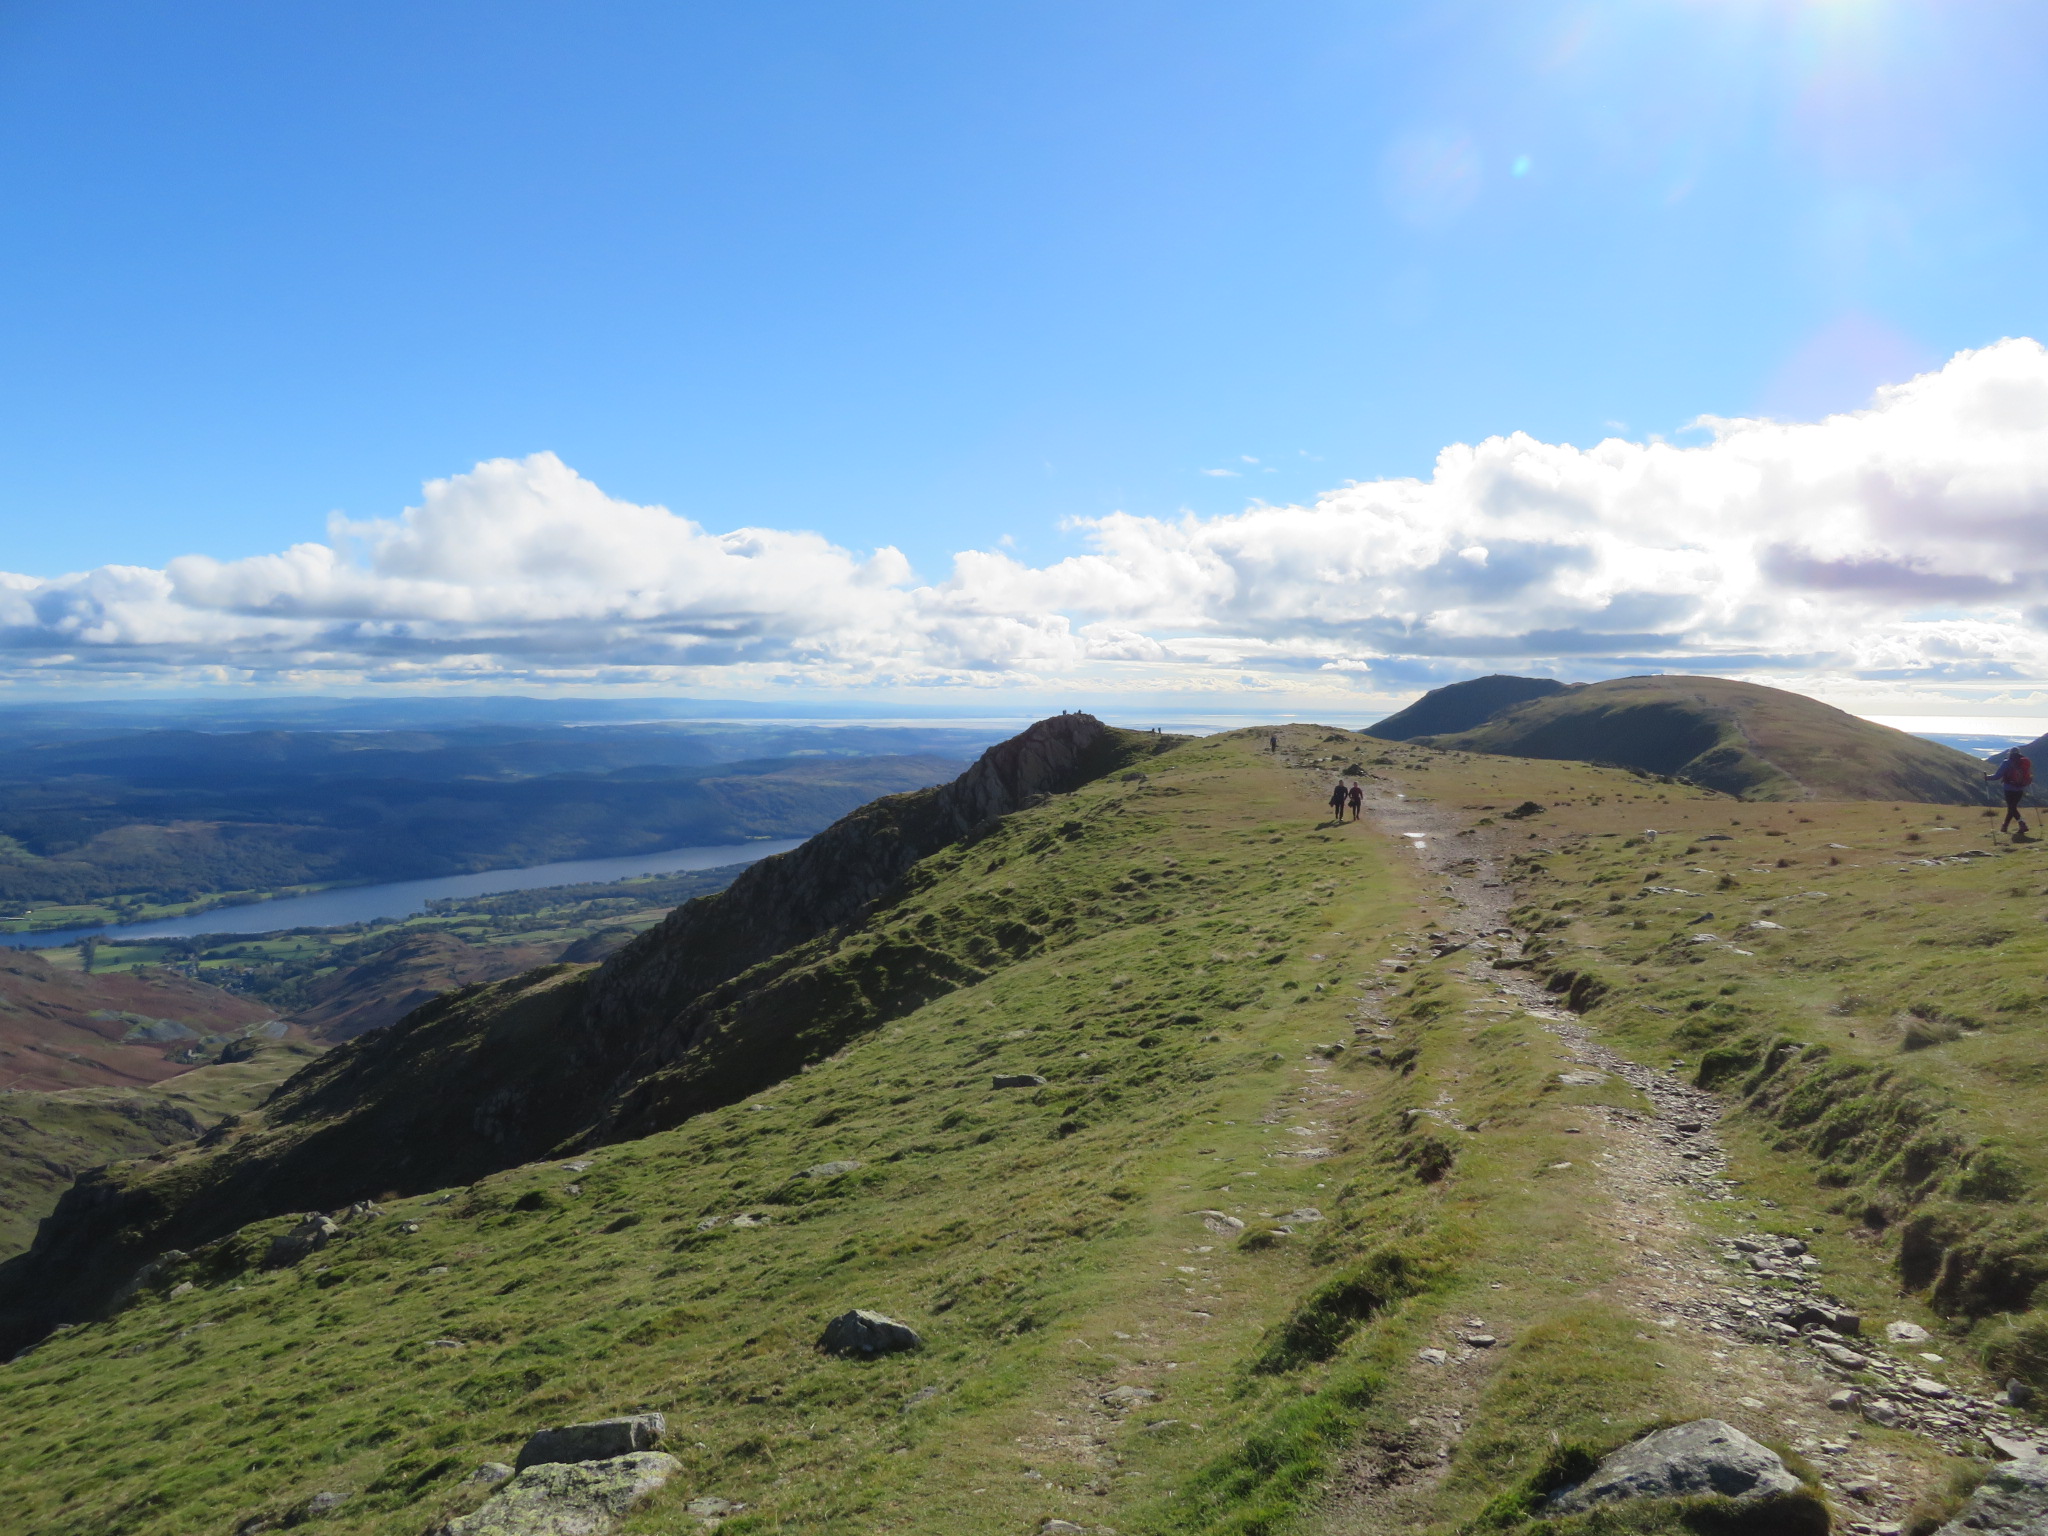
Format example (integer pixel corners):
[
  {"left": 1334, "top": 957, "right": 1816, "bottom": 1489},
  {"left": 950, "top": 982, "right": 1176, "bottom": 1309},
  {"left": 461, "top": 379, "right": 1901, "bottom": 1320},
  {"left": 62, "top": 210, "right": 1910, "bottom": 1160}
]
[{"left": 1308, "top": 755, "right": 2048, "bottom": 1534}]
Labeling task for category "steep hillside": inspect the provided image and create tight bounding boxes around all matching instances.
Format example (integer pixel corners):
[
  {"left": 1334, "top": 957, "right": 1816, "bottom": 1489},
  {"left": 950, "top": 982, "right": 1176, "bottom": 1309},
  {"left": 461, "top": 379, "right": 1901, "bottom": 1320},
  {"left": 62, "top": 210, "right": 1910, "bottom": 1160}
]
[
  {"left": 0, "top": 714, "right": 1175, "bottom": 1352},
  {"left": 1365, "top": 673, "right": 1570, "bottom": 740},
  {"left": 291, "top": 931, "right": 563, "bottom": 1043},
  {"left": 0, "top": 1038, "right": 321, "bottom": 1258},
  {"left": 0, "top": 947, "right": 280, "bottom": 1091},
  {"left": 1424, "top": 673, "right": 1992, "bottom": 802}
]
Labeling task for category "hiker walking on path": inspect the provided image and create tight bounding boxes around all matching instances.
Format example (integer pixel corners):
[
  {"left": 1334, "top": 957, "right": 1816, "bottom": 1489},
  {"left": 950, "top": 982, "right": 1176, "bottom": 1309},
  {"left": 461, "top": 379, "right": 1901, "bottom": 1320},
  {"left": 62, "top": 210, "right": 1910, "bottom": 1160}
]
[
  {"left": 1328, "top": 780, "right": 1348, "bottom": 822},
  {"left": 1347, "top": 782, "right": 1363, "bottom": 821},
  {"left": 1989, "top": 747, "right": 2034, "bottom": 838},
  {"left": 1269, "top": 734, "right": 1279, "bottom": 753}
]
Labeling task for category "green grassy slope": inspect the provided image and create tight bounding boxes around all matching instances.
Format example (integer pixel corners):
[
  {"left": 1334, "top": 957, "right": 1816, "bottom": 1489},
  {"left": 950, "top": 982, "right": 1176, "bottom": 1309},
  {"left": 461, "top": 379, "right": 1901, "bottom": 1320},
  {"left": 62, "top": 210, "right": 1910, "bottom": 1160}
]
[
  {"left": 18, "top": 727, "right": 2048, "bottom": 1535},
  {"left": 0, "top": 730, "right": 1740, "bottom": 1536},
  {"left": 1423, "top": 674, "right": 1991, "bottom": 803},
  {"left": 0, "top": 1040, "right": 322, "bottom": 1258}
]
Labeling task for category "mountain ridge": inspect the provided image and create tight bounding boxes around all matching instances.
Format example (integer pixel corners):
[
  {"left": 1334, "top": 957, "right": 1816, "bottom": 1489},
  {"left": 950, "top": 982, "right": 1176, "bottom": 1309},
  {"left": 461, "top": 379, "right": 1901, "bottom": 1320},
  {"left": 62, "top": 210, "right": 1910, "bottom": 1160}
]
[{"left": 0, "top": 713, "right": 1175, "bottom": 1355}]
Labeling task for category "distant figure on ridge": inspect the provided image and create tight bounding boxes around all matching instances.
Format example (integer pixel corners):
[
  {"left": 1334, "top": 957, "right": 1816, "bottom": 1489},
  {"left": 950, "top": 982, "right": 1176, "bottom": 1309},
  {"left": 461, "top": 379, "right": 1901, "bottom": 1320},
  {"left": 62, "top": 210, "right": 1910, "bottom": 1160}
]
[
  {"left": 1269, "top": 734, "right": 1278, "bottom": 753},
  {"left": 1328, "top": 780, "right": 1348, "bottom": 822},
  {"left": 1989, "top": 747, "right": 2034, "bottom": 838},
  {"left": 1347, "top": 782, "right": 1364, "bottom": 821}
]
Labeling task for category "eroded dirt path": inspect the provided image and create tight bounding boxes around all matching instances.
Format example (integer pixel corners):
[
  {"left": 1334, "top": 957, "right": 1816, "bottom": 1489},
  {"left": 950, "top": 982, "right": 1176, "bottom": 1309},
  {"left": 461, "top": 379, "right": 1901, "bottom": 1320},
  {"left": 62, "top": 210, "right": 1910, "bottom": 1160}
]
[{"left": 1299, "top": 761, "right": 2037, "bottom": 1535}]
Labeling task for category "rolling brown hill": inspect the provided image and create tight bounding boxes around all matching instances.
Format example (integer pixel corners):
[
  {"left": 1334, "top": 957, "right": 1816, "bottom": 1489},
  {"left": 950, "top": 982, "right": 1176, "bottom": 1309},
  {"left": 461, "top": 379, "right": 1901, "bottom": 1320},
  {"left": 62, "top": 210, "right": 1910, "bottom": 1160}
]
[
  {"left": 0, "top": 949, "right": 281, "bottom": 1092},
  {"left": 1420, "top": 673, "right": 1994, "bottom": 802}
]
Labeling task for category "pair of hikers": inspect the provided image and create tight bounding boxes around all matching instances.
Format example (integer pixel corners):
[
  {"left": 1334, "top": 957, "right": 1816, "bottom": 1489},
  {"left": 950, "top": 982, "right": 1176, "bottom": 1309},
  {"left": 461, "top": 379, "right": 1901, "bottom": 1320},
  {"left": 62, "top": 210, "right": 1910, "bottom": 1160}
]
[
  {"left": 1328, "top": 780, "right": 1363, "bottom": 822},
  {"left": 1991, "top": 747, "right": 2035, "bottom": 838}
]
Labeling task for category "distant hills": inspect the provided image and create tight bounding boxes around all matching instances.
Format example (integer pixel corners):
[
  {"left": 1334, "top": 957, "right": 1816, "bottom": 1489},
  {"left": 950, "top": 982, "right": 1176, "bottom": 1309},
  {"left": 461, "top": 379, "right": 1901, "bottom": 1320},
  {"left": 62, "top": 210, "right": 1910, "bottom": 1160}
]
[
  {"left": 1379, "top": 673, "right": 1995, "bottom": 803},
  {"left": 0, "top": 730, "right": 973, "bottom": 910}
]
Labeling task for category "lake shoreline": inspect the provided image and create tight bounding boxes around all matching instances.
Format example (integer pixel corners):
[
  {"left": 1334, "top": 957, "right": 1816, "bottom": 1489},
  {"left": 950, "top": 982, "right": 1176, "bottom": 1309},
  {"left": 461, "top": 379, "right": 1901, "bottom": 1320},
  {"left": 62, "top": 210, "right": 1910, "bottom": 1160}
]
[{"left": 0, "top": 839, "right": 804, "bottom": 951}]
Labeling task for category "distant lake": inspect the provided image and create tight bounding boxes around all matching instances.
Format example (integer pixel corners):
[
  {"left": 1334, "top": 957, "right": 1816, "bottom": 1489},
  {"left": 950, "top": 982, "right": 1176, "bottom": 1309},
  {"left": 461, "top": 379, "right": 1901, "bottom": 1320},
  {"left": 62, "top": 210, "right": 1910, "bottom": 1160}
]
[{"left": 2, "top": 839, "right": 806, "bottom": 951}]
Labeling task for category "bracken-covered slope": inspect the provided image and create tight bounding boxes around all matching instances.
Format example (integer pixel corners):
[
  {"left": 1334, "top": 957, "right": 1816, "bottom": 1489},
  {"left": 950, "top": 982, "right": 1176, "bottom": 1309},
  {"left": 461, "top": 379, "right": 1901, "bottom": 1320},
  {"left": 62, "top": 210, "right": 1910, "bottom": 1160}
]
[
  {"left": 0, "top": 947, "right": 281, "bottom": 1092},
  {"left": 1422, "top": 673, "right": 1993, "bottom": 802},
  {"left": 1364, "top": 673, "right": 1570, "bottom": 741},
  {"left": 0, "top": 714, "right": 1173, "bottom": 1355}
]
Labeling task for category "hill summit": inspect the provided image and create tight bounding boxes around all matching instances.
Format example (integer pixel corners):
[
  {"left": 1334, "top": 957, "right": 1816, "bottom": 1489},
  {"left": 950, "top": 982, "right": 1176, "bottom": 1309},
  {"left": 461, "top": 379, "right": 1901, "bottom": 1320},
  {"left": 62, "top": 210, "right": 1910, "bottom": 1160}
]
[
  {"left": 1413, "top": 673, "right": 1993, "bottom": 803},
  {"left": 1364, "top": 672, "right": 1570, "bottom": 741}
]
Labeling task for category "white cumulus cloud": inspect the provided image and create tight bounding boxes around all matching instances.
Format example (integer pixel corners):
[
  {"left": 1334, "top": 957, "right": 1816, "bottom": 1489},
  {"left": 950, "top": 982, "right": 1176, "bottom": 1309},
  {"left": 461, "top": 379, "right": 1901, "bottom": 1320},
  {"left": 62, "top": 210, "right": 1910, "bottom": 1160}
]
[{"left": 9, "top": 339, "right": 2048, "bottom": 706}]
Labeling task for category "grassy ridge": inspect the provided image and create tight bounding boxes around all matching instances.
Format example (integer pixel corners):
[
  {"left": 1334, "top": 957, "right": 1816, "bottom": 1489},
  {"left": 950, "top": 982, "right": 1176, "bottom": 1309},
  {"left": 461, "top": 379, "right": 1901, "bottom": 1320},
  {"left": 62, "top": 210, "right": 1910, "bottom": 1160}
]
[
  {"left": 16, "top": 727, "right": 2048, "bottom": 1534},
  {"left": 0, "top": 730, "right": 1719, "bottom": 1536}
]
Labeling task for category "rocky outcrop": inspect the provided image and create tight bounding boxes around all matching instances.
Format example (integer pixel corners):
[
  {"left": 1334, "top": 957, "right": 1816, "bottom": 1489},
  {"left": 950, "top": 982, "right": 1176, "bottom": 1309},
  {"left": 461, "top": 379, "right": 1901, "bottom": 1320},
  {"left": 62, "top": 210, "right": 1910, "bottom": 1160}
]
[
  {"left": 515, "top": 1414, "right": 666, "bottom": 1471},
  {"left": 1548, "top": 1420, "right": 1802, "bottom": 1513},
  {"left": 0, "top": 716, "right": 1173, "bottom": 1357},
  {"left": 821, "top": 1309, "right": 923, "bottom": 1355},
  {"left": 1934, "top": 1457, "right": 2048, "bottom": 1535},
  {"left": 435, "top": 1452, "right": 680, "bottom": 1536}
]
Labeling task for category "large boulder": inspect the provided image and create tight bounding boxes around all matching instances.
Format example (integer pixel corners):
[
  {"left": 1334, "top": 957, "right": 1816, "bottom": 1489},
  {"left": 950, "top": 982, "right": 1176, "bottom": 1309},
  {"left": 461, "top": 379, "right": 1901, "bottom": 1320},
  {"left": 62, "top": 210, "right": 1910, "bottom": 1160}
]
[
  {"left": 821, "top": 1309, "right": 922, "bottom": 1355},
  {"left": 436, "top": 1452, "right": 680, "bottom": 1536},
  {"left": 513, "top": 1413, "right": 666, "bottom": 1471},
  {"left": 1934, "top": 1457, "right": 2048, "bottom": 1535},
  {"left": 1548, "top": 1420, "right": 1802, "bottom": 1513}
]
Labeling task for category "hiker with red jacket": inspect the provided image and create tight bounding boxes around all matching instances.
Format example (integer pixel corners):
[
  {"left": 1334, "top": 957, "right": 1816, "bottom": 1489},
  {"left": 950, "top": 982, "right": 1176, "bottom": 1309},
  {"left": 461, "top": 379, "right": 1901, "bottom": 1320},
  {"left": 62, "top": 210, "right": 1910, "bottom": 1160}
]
[{"left": 1989, "top": 747, "right": 2034, "bottom": 838}]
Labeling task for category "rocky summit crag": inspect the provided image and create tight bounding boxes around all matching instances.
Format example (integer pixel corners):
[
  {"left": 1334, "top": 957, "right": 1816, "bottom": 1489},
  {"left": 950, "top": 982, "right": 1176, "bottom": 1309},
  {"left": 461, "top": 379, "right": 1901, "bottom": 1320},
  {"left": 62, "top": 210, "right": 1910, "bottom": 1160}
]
[{"left": 0, "top": 713, "right": 1171, "bottom": 1355}]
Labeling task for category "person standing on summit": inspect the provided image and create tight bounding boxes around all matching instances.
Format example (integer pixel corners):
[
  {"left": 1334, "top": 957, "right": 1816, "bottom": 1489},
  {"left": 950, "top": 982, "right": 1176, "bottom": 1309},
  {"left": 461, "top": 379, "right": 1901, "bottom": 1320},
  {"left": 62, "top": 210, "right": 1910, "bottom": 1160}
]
[{"left": 1990, "top": 747, "right": 2034, "bottom": 838}]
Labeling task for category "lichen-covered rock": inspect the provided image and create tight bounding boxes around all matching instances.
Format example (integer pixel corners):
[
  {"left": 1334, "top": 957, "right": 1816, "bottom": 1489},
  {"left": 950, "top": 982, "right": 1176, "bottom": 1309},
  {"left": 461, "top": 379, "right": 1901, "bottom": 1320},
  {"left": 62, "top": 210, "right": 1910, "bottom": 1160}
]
[
  {"left": 514, "top": 1413, "right": 666, "bottom": 1471},
  {"left": 821, "top": 1309, "right": 922, "bottom": 1355},
  {"left": 1934, "top": 1457, "right": 2048, "bottom": 1535},
  {"left": 436, "top": 1452, "right": 680, "bottom": 1536},
  {"left": 1548, "top": 1420, "right": 1801, "bottom": 1513}
]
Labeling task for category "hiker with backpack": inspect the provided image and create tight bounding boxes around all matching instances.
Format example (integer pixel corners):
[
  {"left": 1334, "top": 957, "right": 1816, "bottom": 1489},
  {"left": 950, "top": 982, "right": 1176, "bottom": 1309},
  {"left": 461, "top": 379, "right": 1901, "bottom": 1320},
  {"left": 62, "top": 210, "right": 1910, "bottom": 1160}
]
[
  {"left": 1347, "top": 781, "right": 1364, "bottom": 821},
  {"left": 1328, "top": 780, "right": 1348, "bottom": 823},
  {"left": 1989, "top": 747, "right": 2034, "bottom": 838}
]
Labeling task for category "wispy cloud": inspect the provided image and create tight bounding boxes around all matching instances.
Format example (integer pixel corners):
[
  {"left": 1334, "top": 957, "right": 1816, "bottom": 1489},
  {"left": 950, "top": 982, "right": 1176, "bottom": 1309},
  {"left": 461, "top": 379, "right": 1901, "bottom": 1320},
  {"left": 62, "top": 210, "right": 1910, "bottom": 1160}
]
[
  {"left": 10, "top": 340, "right": 2048, "bottom": 706},
  {"left": 1198, "top": 467, "right": 1241, "bottom": 478}
]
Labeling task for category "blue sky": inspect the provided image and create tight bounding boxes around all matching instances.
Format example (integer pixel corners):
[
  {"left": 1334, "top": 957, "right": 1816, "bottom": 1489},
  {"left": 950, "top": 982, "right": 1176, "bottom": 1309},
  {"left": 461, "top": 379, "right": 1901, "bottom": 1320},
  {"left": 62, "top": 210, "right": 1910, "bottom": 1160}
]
[{"left": 4, "top": 1, "right": 2048, "bottom": 716}]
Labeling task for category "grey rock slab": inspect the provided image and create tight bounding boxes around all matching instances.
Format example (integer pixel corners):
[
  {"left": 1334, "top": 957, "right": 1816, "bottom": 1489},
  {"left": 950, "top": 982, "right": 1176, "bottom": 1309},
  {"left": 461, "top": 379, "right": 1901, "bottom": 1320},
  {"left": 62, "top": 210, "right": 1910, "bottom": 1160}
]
[
  {"left": 821, "top": 1309, "right": 922, "bottom": 1355},
  {"left": 802, "top": 1161, "right": 860, "bottom": 1179},
  {"left": 1911, "top": 1377, "right": 1954, "bottom": 1399},
  {"left": 1548, "top": 1419, "right": 1802, "bottom": 1514},
  {"left": 1102, "top": 1384, "right": 1161, "bottom": 1407},
  {"left": 686, "top": 1496, "right": 746, "bottom": 1517},
  {"left": 437, "top": 1452, "right": 680, "bottom": 1536},
  {"left": 468, "top": 1464, "right": 515, "bottom": 1486},
  {"left": 1934, "top": 1456, "right": 2048, "bottom": 1535},
  {"left": 515, "top": 1413, "right": 666, "bottom": 1471},
  {"left": 1886, "top": 1321, "right": 1931, "bottom": 1344},
  {"left": 1817, "top": 1343, "right": 1871, "bottom": 1370}
]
